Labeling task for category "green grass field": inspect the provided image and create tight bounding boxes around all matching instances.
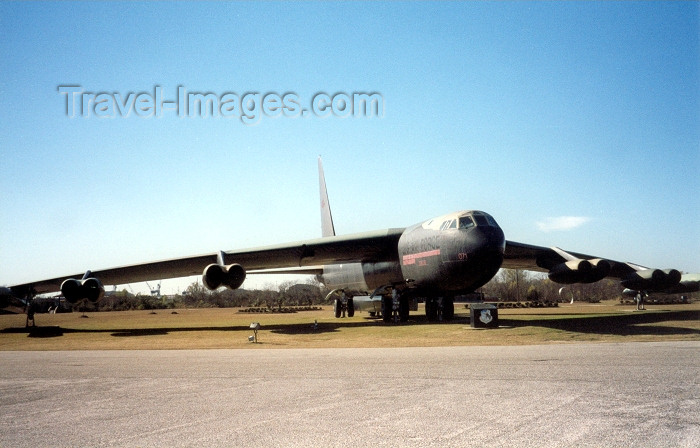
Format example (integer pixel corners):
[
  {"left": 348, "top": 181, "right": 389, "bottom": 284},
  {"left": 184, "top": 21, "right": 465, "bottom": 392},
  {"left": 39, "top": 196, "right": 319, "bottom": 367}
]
[{"left": 1, "top": 301, "right": 698, "bottom": 350}]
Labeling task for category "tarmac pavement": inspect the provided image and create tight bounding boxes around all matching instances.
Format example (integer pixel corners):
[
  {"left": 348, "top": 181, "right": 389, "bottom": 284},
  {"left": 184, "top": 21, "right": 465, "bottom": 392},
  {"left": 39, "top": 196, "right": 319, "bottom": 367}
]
[{"left": 1, "top": 342, "right": 698, "bottom": 447}]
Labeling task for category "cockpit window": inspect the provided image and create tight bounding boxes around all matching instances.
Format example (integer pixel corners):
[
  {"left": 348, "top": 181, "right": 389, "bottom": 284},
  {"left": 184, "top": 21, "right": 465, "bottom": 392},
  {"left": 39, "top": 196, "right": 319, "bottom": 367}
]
[
  {"left": 440, "top": 219, "right": 457, "bottom": 230},
  {"left": 459, "top": 216, "right": 475, "bottom": 229},
  {"left": 471, "top": 212, "right": 499, "bottom": 227},
  {"left": 485, "top": 214, "right": 498, "bottom": 226},
  {"left": 473, "top": 214, "right": 488, "bottom": 226}
]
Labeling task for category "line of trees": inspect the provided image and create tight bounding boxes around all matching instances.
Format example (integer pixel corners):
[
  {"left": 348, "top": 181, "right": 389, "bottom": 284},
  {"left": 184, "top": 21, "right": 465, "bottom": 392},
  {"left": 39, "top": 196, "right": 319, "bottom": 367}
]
[
  {"left": 479, "top": 269, "right": 623, "bottom": 303},
  {"left": 37, "top": 269, "right": 695, "bottom": 313},
  {"left": 75, "top": 280, "right": 328, "bottom": 313}
]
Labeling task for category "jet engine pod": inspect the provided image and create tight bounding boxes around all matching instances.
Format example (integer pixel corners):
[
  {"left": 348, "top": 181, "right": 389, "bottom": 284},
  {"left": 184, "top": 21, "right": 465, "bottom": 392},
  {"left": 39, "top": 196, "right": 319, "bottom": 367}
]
[
  {"left": 582, "top": 258, "right": 611, "bottom": 283},
  {"left": 548, "top": 259, "right": 591, "bottom": 284},
  {"left": 202, "top": 263, "right": 246, "bottom": 290},
  {"left": 548, "top": 258, "right": 612, "bottom": 284},
  {"left": 82, "top": 277, "right": 105, "bottom": 302},
  {"left": 60, "top": 277, "right": 105, "bottom": 303},
  {"left": 60, "top": 279, "right": 81, "bottom": 303},
  {"left": 621, "top": 269, "right": 681, "bottom": 291}
]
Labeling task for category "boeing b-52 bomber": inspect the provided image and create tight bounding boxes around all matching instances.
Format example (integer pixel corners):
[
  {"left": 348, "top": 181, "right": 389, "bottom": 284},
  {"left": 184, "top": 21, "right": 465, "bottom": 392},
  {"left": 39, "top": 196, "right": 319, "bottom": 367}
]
[{"left": 3, "top": 158, "right": 696, "bottom": 323}]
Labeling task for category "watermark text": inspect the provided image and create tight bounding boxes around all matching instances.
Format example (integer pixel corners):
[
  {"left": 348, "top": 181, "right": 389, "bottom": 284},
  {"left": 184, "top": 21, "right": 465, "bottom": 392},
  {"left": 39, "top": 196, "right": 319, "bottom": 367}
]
[{"left": 58, "top": 86, "right": 384, "bottom": 124}]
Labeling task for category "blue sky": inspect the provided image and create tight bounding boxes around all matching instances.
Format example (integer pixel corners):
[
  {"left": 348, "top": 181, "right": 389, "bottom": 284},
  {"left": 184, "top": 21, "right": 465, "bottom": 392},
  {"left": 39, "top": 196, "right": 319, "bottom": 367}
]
[{"left": 1, "top": 2, "right": 698, "bottom": 293}]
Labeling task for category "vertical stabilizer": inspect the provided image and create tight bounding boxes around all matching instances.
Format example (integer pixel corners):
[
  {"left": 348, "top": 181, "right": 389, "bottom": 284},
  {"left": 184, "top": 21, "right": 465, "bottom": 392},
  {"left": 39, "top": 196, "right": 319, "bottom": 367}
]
[{"left": 318, "top": 157, "right": 336, "bottom": 237}]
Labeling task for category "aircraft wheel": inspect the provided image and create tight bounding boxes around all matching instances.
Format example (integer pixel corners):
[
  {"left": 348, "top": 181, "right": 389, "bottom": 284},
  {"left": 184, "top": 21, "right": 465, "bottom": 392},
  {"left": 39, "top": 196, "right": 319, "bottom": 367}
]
[
  {"left": 381, "top": 297, "right": 392, "bottom": 323},
  {"left": 443, "top": 297, "right": 455, "bottom": 320},
  {"left": 425, "top": 298, "right": 438, "bottom": 321},
  {"left": 347, "top": 298, "right": 355, "bottom": 317},
  {"left": 399, "top": 297, "right": 409, "bottom": 322},
  {"left": 334, "top": 299, "right": 342, "bottom": 318}
]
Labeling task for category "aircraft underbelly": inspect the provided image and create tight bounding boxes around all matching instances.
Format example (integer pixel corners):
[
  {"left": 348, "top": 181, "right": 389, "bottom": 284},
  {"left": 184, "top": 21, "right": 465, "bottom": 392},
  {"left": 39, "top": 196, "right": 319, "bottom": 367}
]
[
  {"left": 322, "top": 261, "right": 405, "bottom": 293},
  {"left": 322, "top": 263, "right": 369, "bottom": 292}
]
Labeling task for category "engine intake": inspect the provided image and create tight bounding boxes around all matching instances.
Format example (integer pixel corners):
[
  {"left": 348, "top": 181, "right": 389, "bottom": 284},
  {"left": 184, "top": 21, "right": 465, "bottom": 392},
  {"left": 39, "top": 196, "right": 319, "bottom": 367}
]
[
  {"left": 202, "top": 263, "right": 246, "bottom": 290},
  {"left": 548, "top": 258, "right": 611, "bottom": 284},
  {"left": 621, "top": 269, "right": 681, "bottom": 291},
  {"left": 60, "top": 277, "right": 105, "bottom": 303}
]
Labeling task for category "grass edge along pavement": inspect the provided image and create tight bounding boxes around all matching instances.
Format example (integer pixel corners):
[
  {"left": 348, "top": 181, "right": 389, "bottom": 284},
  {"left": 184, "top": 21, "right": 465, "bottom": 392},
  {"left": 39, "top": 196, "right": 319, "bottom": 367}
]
[{"left": 0, "top": 300, "right": 698, "bottom": 350}]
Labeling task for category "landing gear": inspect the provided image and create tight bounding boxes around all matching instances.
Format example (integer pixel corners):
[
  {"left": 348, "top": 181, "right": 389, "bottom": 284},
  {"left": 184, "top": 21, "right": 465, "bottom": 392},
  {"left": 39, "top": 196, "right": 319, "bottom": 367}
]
[
  {"left": 425, "top": 297, "right": 437, "bottom": 321},
  {"left": 26, "top": 302, "right": 36, "bottom": 327},
  {"left": 425, "top": 296, "right": 455, "bottom": 321},
  {"left": 381, "top": 289, "right": 410, "bottom": 323},
  {"left": 399, "top": 296, "right": 410, "bottom": 322},
  {"left": 381, "top": 296, "right": 392, "bottom": 323},
  {"left": 443, "top": 297, "right": 454, "bottom": 320},
  {"left": 635, "top": 291, "right": 647, "bottom": 311},
  {"left": 334, "top": 299, "right": 342, "bottom": 318},
  {"left": 331, "top": 290, "right": 354, "bottom": 318},
  {"left": 25, "top": 294, "right": 38, "bottom": 327}
]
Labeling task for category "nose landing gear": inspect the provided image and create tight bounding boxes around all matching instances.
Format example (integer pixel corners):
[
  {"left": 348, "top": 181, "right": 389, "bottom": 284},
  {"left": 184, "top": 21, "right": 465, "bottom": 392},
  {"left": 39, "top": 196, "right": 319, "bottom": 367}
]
[
  {"left": 424, "top": 296, "right": 455, "bottom": 321},
  {"left": 378, "top": 288, "right": 410, "bottom": 323}
]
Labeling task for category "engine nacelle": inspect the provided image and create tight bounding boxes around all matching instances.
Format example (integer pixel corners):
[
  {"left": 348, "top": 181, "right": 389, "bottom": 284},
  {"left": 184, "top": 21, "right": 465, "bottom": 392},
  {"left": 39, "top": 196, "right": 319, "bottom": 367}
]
[
  {"left": 548, "top": 258, "right": 611, "bottom": 284},
  {"left": 621, "top": 269, "right": 681, "bottom": 291},
  {"left": 60, "top": 277, "right": 105, "bottom": 303},
  {"left": 202, "top": 263, "right": 246, "bottom": 290}
]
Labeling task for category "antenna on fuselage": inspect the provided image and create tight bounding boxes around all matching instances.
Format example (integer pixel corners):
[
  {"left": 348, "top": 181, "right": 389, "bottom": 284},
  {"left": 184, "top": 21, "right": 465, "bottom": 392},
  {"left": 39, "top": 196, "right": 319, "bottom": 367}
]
[{"left": 318, "top": 156, "right": 336, "bottom": 237}]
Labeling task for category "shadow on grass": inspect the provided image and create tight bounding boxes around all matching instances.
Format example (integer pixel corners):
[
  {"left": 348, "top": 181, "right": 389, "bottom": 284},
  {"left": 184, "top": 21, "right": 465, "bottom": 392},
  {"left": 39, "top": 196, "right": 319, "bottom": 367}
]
[
  {"left": 0, "top": 325, "right": 245, "bottom": 338},
  {"left": 498, "top": 310, "right": 700, "bottom": 337},
  {"left": 268, "top": 319, "right": 381, "bottom": 335},
  {"left": 0, "top": 310, "right": 697, "bottom": 339},
  {"left": 0, "top": 323, "right": 366, "bottom": 338}
]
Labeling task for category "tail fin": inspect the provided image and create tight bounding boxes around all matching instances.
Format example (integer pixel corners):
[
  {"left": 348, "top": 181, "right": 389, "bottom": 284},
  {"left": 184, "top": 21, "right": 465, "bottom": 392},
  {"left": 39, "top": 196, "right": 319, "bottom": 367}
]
[{"left": 318, "top": 156, "right": 336, "bottom": 237}]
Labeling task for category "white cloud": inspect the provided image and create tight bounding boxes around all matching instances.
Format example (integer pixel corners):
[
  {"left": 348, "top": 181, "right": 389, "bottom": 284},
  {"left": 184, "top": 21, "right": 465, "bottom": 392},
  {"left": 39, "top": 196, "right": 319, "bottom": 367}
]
[{"left": 536, "top": 216, "right": 591, "bottom": 232}]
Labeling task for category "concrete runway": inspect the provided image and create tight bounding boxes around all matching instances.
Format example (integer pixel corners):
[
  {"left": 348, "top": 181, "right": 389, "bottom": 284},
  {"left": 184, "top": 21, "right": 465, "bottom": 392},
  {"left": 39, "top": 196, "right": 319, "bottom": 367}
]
[{"left": 1, "top": 342, "right": 698, "bottom": 447}]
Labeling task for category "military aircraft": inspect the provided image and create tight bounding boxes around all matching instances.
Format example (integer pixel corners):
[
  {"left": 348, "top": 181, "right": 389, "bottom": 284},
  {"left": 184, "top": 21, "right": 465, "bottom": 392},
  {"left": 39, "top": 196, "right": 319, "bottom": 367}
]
[{"left": 2, "top": 158, "right": 690, "bottom": 323}]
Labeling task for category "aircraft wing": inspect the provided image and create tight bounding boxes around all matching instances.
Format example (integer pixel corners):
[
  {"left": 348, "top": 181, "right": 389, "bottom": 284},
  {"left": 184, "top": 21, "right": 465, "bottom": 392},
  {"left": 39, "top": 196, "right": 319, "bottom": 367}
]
[
  {"left": 502, "top": 240, "right": 643, "bottom": 279},
  {"left": 9, "top": 228, "right": 405, "bottom": 296},
  {"left": 500, "top": 239, "right": 687, "bottom": 294}
]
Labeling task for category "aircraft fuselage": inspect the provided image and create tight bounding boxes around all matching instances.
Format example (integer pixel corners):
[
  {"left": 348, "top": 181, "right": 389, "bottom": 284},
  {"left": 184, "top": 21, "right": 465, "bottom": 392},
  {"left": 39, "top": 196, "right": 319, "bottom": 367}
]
[{"left": 322, "top": 210, "right": 505, "bottom": 296}]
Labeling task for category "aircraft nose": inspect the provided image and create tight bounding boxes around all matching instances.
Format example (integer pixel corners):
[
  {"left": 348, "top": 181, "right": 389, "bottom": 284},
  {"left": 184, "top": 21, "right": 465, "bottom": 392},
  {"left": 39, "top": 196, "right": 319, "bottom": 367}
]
[
  {"left": 459, "top": 225, "right": 505, "bottom": 289},
  {"left": 436, "top": 224, "right": 505, "bottom": 292},
  {"left": 471, "top": 225, "right": 506, "bottom": 255}
]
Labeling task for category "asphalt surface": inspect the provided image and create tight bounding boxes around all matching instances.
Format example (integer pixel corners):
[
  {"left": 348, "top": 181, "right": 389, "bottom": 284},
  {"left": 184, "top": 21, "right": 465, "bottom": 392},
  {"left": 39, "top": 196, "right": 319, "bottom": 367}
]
[{"left": 1, "top": 342, "right": 698, "bottom": 447}]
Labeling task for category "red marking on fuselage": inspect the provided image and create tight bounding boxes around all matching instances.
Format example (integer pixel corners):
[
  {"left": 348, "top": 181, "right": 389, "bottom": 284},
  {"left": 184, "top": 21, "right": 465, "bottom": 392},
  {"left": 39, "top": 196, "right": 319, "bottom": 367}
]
[{"left": 402, "top": 249, "right": 441, "bottom": 265}]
